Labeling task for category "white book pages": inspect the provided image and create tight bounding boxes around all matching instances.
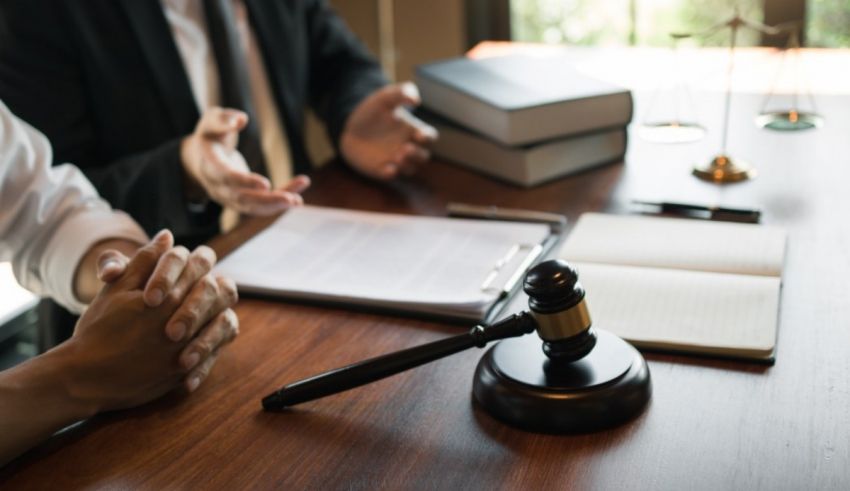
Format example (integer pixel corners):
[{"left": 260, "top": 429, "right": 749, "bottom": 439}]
[
  {"left": 215, "top": 206, "right": 551, "bottom": 320},
  {"left": 574, "top": 262, "right": 780, "bottom": 359},
  {"left": 560, "top": 213, "right": 787, "bottom": 278}
]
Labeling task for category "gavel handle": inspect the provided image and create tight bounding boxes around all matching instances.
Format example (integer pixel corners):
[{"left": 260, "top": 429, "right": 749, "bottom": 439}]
[{"left": 262, "top": 312, "right": 537, "bottom": 411}]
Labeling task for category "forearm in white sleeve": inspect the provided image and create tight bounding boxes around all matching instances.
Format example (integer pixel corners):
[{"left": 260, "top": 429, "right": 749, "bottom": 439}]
[{"left": 0, "top": 100, "right": 148, "bottom": 313}]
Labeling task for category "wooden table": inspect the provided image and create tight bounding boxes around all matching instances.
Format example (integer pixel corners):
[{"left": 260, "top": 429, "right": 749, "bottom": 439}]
[{"left": 3, "top": 53, "right": 850, "bottom": 489}]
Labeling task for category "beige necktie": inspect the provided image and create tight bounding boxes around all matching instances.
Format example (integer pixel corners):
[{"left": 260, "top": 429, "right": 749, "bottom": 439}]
[{"left": 217, "top": 1, "right": 293, "bottom": 233}]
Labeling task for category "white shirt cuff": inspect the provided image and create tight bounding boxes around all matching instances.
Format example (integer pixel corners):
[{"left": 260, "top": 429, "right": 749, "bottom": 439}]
[{"left": 41, "top": 206, "right": 148, "bottom": 313}]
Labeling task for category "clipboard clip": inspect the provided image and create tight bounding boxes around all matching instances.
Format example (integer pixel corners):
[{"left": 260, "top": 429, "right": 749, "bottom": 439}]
[
  {"left": 447, "top": 203, "right": 567, "bottom": 234},
  {"left": 480, "top": 243, "right": 544, "bottom": 297}
]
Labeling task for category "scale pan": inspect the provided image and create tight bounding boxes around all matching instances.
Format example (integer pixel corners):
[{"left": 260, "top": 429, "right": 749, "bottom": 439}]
[
  {"left": 638, "top": 122, "right": 706, "bottom": 143},
  {"left": 755, "top": 111, "right": 823, "bottom": 131}
]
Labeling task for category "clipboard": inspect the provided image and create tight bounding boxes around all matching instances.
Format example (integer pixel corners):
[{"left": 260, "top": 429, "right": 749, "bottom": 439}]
[
  {"left": 447, "top": 202, "right": 563, "bottom": 323},
  {"left": 215, "top": 205, "right": 564, "bottom": 324}
]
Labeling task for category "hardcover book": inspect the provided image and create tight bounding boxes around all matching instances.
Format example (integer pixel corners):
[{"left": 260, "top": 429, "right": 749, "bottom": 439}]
[
  {"left": 415, "top": 53, "right": 633, "bottom": 146},
  {"left": 420, "top": 109, "right": 626, "bottom": 187}
]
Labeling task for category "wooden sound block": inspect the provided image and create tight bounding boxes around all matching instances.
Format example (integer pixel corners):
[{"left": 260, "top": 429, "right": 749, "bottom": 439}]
[{"left": 473, "top": 329, "right": 651, "bottom": 433}]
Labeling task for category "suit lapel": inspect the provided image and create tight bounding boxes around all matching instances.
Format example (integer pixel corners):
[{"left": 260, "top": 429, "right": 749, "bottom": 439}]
[{"left": 118, "top": 0, "right": 199, "bottom": 134}]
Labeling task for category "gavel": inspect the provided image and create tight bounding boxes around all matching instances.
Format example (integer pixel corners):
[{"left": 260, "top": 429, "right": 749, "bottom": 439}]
[{"left": 263, "top": 259, "right": 651, "bottom": 433}]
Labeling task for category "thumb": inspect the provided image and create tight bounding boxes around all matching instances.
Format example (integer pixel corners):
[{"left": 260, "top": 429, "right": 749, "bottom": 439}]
[{"left": 199, "top": 107, "right": 248, "bottom": 138}]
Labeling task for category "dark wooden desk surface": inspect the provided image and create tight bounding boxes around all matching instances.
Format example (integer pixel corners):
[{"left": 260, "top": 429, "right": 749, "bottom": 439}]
[{"left": 3, "top": 89, "right": 850, "bottom": 489}]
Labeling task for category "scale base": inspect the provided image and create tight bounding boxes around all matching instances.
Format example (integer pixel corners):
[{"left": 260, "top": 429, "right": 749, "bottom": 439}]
[
  {"left": 693, "top": 155, "right": 756, "bottom": 183},
  {"left": 473, "top": 329, "right": 651, "bottom": 433}
]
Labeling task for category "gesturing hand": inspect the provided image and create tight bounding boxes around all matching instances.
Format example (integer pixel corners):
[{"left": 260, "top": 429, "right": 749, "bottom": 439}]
[
  {"left": 180, "top": 107, "right": 310, "bottom": 215},
  {"left": 340, "top": 82, "right": 438, "bottom": 180}
]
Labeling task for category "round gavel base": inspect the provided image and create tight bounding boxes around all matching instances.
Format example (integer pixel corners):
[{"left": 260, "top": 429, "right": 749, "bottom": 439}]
[{"left": 473, "top": 329, "right": 651, "bottom": 433}]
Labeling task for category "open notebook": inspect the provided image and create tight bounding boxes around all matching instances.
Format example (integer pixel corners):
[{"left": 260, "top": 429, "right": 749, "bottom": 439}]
[
  {"left": 216, "top": 206, "right": 553, "bottom": 322},
  {"left": 559, "top": 213, "right": 787, "bottom": 362}
]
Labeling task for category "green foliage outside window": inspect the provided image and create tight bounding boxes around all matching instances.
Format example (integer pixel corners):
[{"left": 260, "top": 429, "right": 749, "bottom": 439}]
[
  {"left": 807, "top": 0, "right": 850, "bottom": 47},
  {"left": 511, "top": 0, "right": 849, "bottom": 48}
]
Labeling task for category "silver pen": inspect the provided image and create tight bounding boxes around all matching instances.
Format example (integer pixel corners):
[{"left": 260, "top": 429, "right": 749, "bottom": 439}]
[{"left": 632, "top": 200, "right": 761, "bottom": 223}]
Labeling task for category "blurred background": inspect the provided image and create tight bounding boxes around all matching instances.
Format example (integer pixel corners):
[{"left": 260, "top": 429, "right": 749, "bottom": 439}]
[{"left": 2, "top": 0, "right": 847, "bottom": 368}]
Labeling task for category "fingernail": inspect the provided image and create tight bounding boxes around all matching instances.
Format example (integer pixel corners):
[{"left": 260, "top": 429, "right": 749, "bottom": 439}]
[
  {"left": 422, "top": 124, "right": 438, "bottom": 139},
  {"left": 187, "top": 376, "right": 201, "bottom": 392},
  {"left": 401, "top": 81, "right": 420, "bottom": 101},
  {"left": 169, "top": 322, "right": 187, "bottom": 342},
  {"left": 153, "top": 229, "right": 168, "bottom": 241},
  {"left": 146, "top": 289, "right": 164, "bottom": 307},
  {"left": 183, "top": 351, "right": 201, "bottom": 370},
  {"left": 99, "top": 260, "right": 120, "bottom": 278}
]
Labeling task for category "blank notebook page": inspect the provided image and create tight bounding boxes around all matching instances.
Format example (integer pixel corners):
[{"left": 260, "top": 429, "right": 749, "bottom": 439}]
[
  {"left": 560, "top": 213, "right": 787, "bottom": 277},
  {"left": 574, "top": 262, "right": 780, "bottom": 357}
]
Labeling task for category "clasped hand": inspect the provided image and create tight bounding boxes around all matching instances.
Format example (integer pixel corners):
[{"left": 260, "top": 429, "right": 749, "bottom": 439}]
[{"left": 67, "top": 230, "right": 239, "bottom": 412}]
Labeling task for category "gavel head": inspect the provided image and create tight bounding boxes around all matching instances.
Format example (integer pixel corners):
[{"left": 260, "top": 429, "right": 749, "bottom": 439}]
[{"left": 523, "top": 259, "right": 596, "bottom": 363}]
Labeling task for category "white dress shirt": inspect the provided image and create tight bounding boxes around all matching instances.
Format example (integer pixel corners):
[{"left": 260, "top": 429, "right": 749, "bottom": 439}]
[
  {"left": 161, "top": 0, "right": 293, "bottom": 188},
  {"left": 0, "top": 101, "right": 147, "bottom": 313}
]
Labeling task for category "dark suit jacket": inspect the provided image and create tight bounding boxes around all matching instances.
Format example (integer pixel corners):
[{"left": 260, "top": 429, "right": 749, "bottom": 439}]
[{"left": 0, "top": 0, "right": 385, "bottom": 246}]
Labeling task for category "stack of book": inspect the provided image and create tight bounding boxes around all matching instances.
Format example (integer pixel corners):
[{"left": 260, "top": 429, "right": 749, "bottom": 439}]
[{"left": 414, "top": 53, "right": 633, "bottom": 187}]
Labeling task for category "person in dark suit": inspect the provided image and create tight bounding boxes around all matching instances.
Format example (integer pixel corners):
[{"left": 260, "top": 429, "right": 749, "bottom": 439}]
[
  {"left": 0, "top": 0, "right": 437, "bottom": 248},
  {"left": 0, "top": 0, "right": 437, "bottom": 347}
]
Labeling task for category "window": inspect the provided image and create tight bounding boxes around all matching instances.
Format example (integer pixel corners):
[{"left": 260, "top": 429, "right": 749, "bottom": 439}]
[
  {"left": 807, "top": 0, "right": 850, "bottom": 47},
  {"left": 510, "top": 0, "right": 849, "bottom": 48}
]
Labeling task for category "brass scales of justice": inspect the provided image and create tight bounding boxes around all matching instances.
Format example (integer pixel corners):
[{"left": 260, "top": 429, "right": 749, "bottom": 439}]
[{"left": 639, "top": 9, "right": 823, "bottom": 184}]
